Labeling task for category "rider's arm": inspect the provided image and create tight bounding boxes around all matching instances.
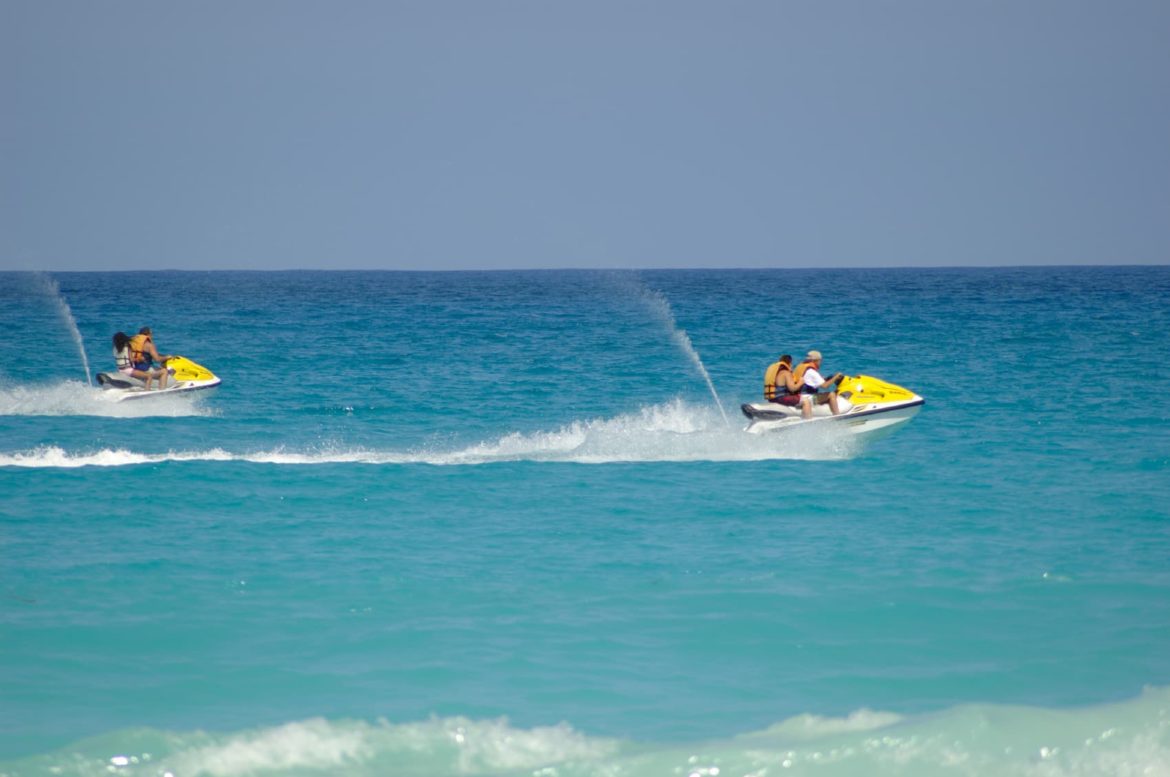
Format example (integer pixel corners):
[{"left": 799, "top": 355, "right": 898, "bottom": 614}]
[{"left": 148, "top": 341, "right": 172, "bottom": 362}]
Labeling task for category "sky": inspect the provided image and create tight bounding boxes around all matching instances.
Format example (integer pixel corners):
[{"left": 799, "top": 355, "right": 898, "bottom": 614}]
[{"left": 2, "top": 0, "right": 1168, "bottom": 271}]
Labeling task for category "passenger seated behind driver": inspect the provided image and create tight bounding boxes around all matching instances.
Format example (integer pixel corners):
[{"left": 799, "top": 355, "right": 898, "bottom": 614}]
[
  {"left": 112, "top": 332, "right": 169, "bottom": 390},
  {"left": 793, "top": 349, "right": 843, "bottom": 419},
  {"left": 763, "top": 354, "right": 802, "bottom": 405}
]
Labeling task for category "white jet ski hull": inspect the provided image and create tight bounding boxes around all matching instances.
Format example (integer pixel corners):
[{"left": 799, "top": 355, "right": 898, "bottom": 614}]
[
  {"left": 741, "top": 398, "right": 923, "bottom": 436},
  {"left": 95, "top": 375, "right": 222, "bottom": 401},
  {"left": 95, "top": 356, "right": 221, "bottom": 402},
  {"left": 741, "top": 374, "right": 924, "bottom": 437}
]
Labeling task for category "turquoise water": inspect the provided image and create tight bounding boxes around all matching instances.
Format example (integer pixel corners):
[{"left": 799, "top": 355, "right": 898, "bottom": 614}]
[{"left": 2, "top": 267, "right": 1169, "bottom": 776}]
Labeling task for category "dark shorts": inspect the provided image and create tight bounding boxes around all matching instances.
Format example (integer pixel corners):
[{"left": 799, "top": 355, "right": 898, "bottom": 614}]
[{"left": 769, "top": 394, "right": 802, "bottom": 406}]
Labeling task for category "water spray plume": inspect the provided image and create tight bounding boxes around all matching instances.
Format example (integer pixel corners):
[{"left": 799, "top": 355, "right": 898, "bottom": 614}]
[
  {"left": 36, "top": 273, "right": 92, "bottom": 385},
  {"left": 641, "top": 287, "right": 729, "bottom": 425}
]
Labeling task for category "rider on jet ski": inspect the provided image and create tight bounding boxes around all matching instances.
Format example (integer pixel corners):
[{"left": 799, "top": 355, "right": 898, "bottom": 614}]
[
  {"left": 113, "top": 331, "right": 170, "bottom": 390},
  {"left": 763, "top": 354, "right": 802, "bottom": 406},
  {"left": 128, "top": 327, "right": 174, "bottom": 372},
  {"left": 793, "top": 350, "right": 844, "bottom": 418}
]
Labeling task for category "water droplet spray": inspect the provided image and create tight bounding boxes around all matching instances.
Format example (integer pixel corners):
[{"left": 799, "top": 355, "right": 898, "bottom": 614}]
[
  {"left": 641, "top": 287, "right": 729, "bottom": 425},
  {"left": 36, "top": 273, "right": 92, "bottom": 385}
]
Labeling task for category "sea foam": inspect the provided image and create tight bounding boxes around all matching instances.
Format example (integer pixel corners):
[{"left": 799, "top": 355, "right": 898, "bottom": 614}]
[
  {"left": 0, "top": 400, "right": 857, "bottom": 469},
  {"left": 6, "top": 688, "right": 1169, "bottom": 777},
  {"left": 0, "top": 381, "right": 212, "bottom": 418}
]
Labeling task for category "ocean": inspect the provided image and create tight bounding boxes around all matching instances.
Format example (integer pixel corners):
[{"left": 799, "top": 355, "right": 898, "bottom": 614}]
[{"left": 1, "top": 267, "right": 1168, "bottom": 776}]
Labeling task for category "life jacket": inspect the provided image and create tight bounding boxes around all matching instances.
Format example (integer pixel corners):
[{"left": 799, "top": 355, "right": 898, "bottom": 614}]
[
  {"left": 114, "top": 345, "right": 132, "bottom": 370},
  {"left": 764, "top": 361, "right": 794, "bottom": 400},
  {"left": 128, "top": 333, "right": 152, "bottom": 366},
  {"left": 793, "top": 360, "right": 818, "bottom": 392}
]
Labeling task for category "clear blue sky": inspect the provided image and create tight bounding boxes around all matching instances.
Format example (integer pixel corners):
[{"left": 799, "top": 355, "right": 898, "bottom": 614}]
[{"left": 3, "top": 1, "right": 1168, "bottom": 271}]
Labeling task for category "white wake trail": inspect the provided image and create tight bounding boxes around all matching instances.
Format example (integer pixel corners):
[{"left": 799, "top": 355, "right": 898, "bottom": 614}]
[
  {"left": 0, "top": 400, "right": 858, "bottom": 469},
  {"left": 0, "top": 381, "right": 212, "bottom": 418}
]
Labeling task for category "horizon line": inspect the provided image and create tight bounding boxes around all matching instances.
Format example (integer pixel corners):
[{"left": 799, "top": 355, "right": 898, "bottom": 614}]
[{"left": 6, "top": 261, "right": 1169, "bottom": 274}]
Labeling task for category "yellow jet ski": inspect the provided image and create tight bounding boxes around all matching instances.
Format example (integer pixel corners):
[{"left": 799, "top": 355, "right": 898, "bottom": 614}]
[
  {"left": 95, "top": 356, "right": 222, "bottom": 401},
  {"left": 741, "top": 375, "right": 923, "bottom": 436}
]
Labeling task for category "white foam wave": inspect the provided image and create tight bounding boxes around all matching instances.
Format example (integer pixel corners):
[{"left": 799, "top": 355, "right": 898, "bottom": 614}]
[
  {"left": 9, "top": 689, "right": 1170, "bottom": 777},
  {"left": 0, "top": 400, "right": 858, "bottom": 469},
  {"left": 0, "top": 381, "right": 212, "bottom": 418},
  {"left": 749, "top": 708, "right": 906, "bottom": 741},
  {"left": 171, "top": 718, "right": 374, "bottom": 776},
  {"left": 0, "top": 446, "right": 235, "bottom": 468}
]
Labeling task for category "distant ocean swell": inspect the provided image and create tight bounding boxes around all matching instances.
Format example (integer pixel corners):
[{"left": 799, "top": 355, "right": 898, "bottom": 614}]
[
  {"left": 4, "top": 688, "right": 1168, "bottom": 777},
  {"left": 0, "top": 400, "right": 858, "bottom": 468}
]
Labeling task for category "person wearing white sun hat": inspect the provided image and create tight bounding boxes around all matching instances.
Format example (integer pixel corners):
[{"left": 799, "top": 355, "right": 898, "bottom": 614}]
[{"left": 792, "top": 350, "right": 844, "bottom": 419}]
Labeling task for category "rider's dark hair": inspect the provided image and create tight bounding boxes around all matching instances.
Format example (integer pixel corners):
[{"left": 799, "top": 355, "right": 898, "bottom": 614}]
[{"left": 113, "top": 332, "right": 130, "bottom": 350}]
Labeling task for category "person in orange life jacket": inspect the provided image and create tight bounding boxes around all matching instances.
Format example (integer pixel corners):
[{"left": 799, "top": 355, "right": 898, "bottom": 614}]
[
  {"left": 127, "top": 327, "right": 174, "bottom": 389},
  {"left": 793, "top": 349, "right": 843, "bottom": 419},
  {"left": 112, "top": 331, "right": 170, "bottom": 390},
  {"left": 763, "top": 354, "right": 802, "bottom": 406}
]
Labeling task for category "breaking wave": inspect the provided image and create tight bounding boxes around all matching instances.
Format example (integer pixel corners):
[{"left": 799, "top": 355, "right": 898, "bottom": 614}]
[
  {"left": 4, "top": 688, "right": 1169, "bottom": 777},
  {"left": 0, "top": 400, "right": 858, "bottom": 468}
]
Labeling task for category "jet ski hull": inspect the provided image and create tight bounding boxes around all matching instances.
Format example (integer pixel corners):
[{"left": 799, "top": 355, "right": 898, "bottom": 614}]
[
  {"left": 742, "top": 375, "right": 923, "bottom": 436},
  {"left": 95, "top": 356, "right": 221, "bottom": 402}
]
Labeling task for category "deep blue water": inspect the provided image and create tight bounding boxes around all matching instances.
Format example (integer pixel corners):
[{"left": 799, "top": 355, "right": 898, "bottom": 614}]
[{"left": 1, "top": 267, "right": 1169, "bottom": 776}]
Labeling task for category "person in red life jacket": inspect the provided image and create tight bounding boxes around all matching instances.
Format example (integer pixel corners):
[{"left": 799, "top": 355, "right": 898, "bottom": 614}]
[
  {"left": 112, "top": 331, "right": 170, "bottom": 390},
  {"left": 793, "top": 349, "right": 844, "bottom": 419},
  {"left": 763, "top": 354, "right": 802, "bottom": 406},
  {"left": 127, "top": 327, "right": 175, "bottom": 390}
]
